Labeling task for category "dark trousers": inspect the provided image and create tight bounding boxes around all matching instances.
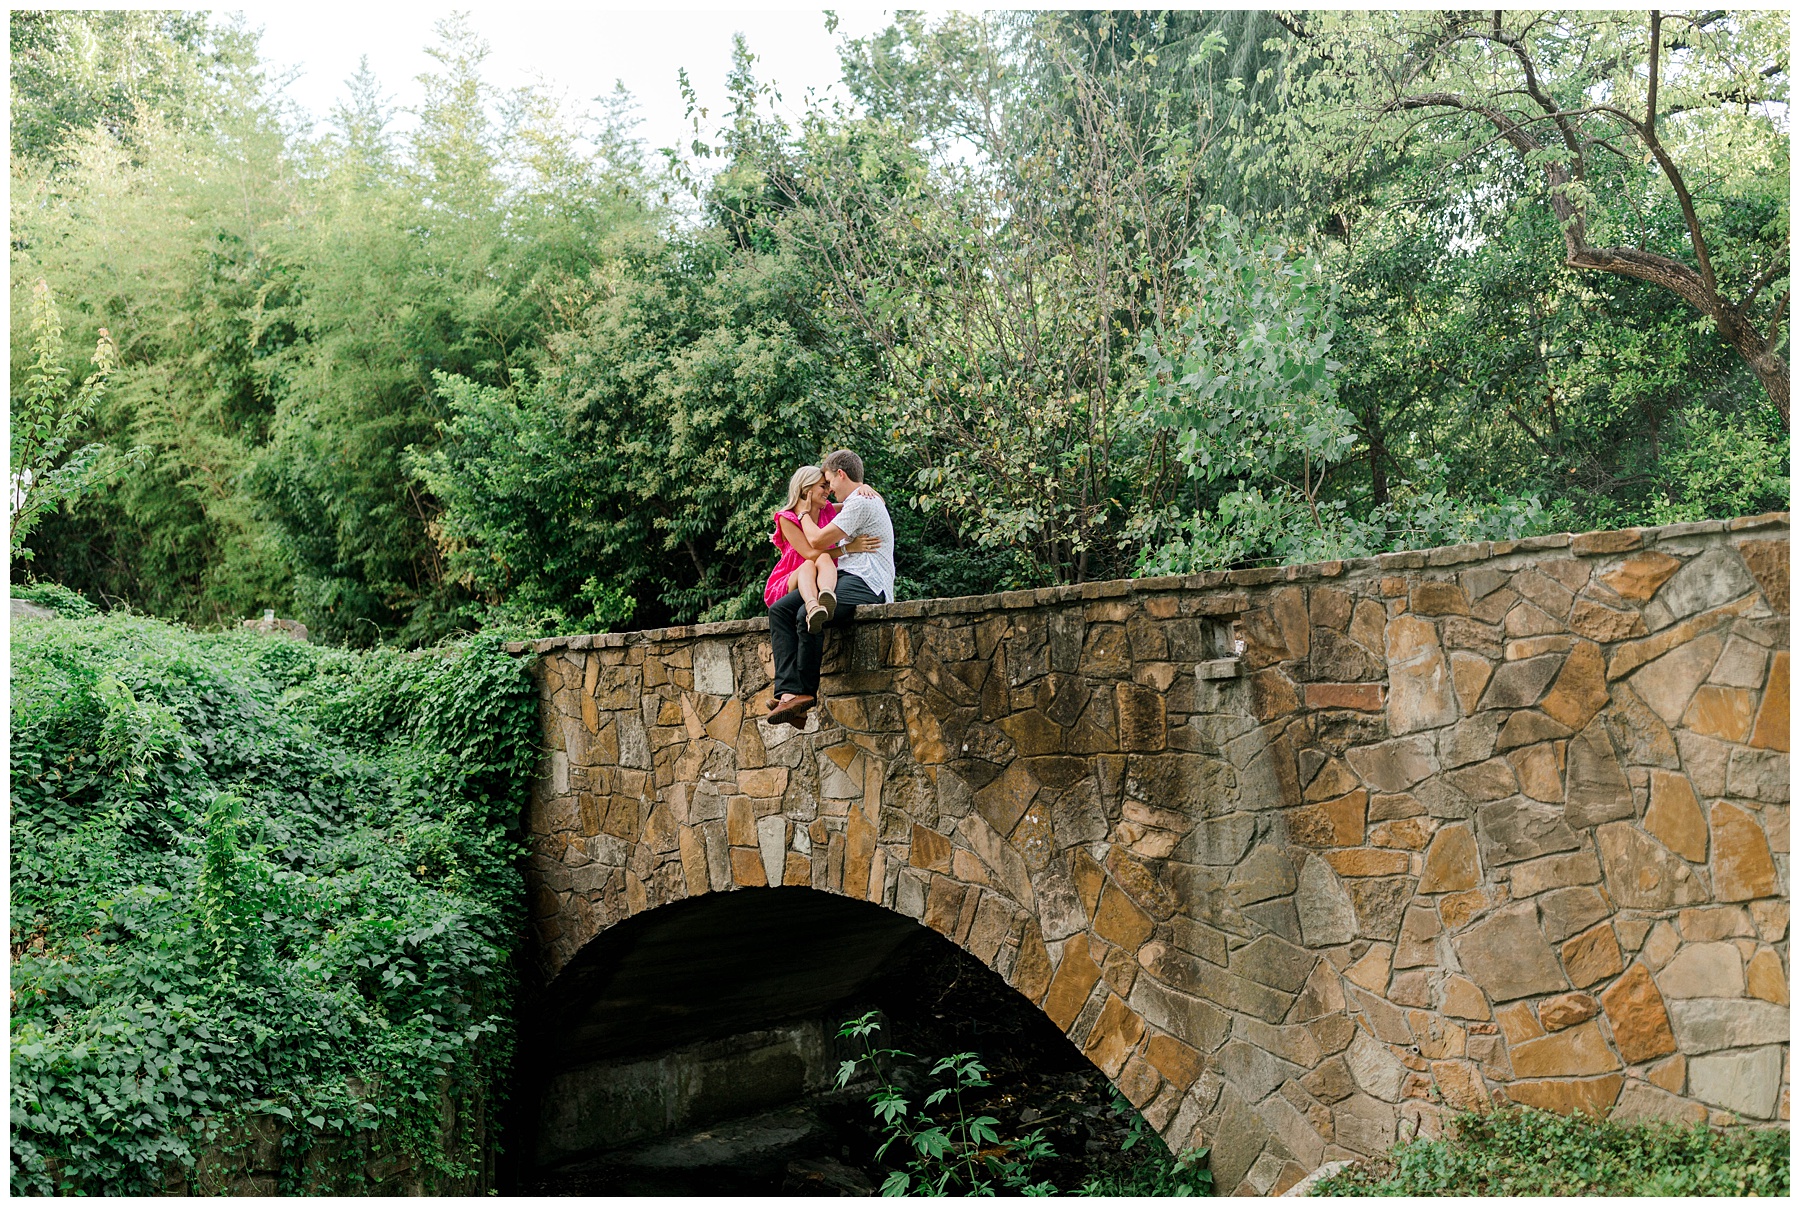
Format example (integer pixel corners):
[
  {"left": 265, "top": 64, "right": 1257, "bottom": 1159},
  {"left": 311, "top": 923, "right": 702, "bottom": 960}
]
[{"left": 769, "top": 572, "right": 884, "bottom": 698}]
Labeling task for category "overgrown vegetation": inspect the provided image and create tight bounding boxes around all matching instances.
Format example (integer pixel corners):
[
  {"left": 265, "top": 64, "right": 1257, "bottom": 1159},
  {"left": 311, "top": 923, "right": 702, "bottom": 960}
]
[
  {"left": 9, "top": 613, "right": 537, "bottom": 1194},
  {"left": 1311, "top": 1106, "right": 1790, "bottom": 1197},
  {"left": 11, "top": 10, "right": 1785, "bottom": 641},
  {"left": 835, "top": 1012, "right": 1212, "bottom": 1197}
]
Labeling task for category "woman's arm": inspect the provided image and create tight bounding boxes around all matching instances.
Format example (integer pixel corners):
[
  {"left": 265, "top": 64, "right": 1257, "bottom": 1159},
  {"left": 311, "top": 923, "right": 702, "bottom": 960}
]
[{"left": 778, "top": 515, "right": 827, "bottom": 560}]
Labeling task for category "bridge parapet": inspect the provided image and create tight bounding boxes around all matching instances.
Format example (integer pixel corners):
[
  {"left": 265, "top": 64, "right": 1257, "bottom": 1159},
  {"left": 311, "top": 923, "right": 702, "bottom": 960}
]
[{"left": 515, "top": 515, "right": 1789, "bottom": 1193}]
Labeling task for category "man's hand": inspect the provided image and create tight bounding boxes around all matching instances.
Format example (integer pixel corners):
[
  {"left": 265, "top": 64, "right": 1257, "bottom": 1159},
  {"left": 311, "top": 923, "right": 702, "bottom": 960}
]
[
  {"left": 844, "top": 534, "right": 880, "bottom": 554},
  {"left": 850, "top": 483, "right": 882, "bottom": 501}
]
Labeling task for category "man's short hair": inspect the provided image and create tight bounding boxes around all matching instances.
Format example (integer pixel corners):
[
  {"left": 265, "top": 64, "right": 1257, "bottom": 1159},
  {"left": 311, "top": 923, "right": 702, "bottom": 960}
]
[{"left": 822, "top": 449, "right": 865, "bottom": 484}]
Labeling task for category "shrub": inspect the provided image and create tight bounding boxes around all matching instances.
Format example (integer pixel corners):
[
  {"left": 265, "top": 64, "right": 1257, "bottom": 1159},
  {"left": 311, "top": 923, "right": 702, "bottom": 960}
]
[
  {"left": 10, "top": 614, "right": 537, "bottom": 1194},
  {"left": 1310, "top": 1105, "right": 1790, "bottom": 1197}
]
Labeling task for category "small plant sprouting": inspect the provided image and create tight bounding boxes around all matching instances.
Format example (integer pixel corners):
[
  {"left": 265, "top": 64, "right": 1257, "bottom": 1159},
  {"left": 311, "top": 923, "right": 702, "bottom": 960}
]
[{"left": 836, "top": 1011, "right": 1059, "bottom": 1196}]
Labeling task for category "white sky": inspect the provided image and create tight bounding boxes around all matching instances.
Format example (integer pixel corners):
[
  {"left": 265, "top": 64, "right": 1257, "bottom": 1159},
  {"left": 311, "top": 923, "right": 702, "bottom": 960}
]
[{"left": 243, "top": 4, "right": 904, "bottom": 157}]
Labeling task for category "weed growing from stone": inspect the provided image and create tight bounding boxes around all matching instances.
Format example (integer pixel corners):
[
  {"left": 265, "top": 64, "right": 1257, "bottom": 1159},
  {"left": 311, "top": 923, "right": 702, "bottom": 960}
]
[{"left": 1310, "top": 1105, "right": 1789, "bottom": 1196}]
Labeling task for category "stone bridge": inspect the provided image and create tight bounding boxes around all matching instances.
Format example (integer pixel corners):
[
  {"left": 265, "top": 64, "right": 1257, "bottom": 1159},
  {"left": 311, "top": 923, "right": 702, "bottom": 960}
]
[{"left": 510, "top": 515, "right": 1789, "bottom": 1194}]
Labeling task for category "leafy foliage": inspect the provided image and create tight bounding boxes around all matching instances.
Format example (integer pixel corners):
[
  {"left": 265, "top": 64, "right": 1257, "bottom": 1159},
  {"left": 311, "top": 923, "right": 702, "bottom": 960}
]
[
  {"left": 1311, "top": 1105, "right": 1789, "bottom": 1197},
  {"left": 10, "top": 279, "right": 143, "bottom": 567},
  {"left": 10, "top": 614, "right": 537, "bottom": 1194},
  {"left": 8, "top": 9, "right": 1787, "bottom": 634},
  {"left": 837, "top": 1011, "right": 1059, "bottom": 1195},
  {"left": 834, "top": 1013, "right": 1211, "bottom": 1197}
]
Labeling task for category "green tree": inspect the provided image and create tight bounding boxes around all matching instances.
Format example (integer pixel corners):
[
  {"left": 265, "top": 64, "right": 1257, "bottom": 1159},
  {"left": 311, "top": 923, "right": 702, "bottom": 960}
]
[
  {"left": 1280, "top": 10, "right": 1788, "bottom": 414},
  {"left": 10, "top": 279, "right": 140, "bottom": 567}
]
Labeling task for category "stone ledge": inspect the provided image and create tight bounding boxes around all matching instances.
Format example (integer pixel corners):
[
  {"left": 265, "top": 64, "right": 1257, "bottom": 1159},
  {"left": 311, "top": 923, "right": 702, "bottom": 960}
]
[{"left": 506, "top": 513, "right": 1789, "bottom": 656}]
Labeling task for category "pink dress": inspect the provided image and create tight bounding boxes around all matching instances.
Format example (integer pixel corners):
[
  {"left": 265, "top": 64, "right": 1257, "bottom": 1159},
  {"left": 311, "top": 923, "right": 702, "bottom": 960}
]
[{"left": 764, "top": 502, "right": 838, "bottom": 607}]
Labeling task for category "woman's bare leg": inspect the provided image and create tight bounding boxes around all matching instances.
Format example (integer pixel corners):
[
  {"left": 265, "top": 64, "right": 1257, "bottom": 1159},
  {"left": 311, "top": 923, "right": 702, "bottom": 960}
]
[
  {"left": 815, "top": 554, "right": 838, "bottom": 598},
  {"left": 796, "top": 559, "right": 820, "bottom": 603}
]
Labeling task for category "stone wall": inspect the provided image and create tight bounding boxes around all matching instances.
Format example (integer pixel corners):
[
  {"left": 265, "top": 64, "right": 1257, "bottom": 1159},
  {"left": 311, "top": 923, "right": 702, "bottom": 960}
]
[{"left": 514, "top": 515, "right": 1789, "bottom": 1194}]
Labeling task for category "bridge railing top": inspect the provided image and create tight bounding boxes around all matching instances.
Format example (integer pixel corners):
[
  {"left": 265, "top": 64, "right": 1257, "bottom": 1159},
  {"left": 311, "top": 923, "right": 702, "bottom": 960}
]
[{"left": 504, "top": 512, "right": 1788, "bottom": 656}]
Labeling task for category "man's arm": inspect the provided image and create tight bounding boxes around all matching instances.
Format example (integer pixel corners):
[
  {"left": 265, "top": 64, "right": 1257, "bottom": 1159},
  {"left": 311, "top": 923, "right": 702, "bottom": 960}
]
[{"left": 814, "top": 494, "right": 866, "bottom": 548}]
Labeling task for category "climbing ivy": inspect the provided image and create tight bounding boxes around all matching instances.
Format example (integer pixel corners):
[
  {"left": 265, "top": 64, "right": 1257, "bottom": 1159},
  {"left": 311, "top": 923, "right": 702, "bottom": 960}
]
[{"left": 9, "top": 613, "right": 538, "bottom": 1194}]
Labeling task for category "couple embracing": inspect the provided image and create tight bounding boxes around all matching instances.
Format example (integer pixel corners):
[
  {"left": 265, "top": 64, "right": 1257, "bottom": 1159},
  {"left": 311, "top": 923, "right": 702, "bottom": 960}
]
[{"left": 762, "top": 449, "right": 894, "bottom": 726}]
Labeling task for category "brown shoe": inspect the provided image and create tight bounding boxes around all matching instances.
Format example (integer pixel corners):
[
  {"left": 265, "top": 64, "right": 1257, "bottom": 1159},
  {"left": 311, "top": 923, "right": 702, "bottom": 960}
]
[
  {"left": 767, "top": 693, "right": 816, "bottom": 726},
  {"left": 805, "top": 600, "right": 829, "bottom": 634}
]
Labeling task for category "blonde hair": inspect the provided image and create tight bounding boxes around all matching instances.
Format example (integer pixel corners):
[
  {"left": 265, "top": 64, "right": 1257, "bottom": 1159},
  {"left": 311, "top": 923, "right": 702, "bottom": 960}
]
[{"left": 783, "top": 464, "right": 825, "bottom": 513}]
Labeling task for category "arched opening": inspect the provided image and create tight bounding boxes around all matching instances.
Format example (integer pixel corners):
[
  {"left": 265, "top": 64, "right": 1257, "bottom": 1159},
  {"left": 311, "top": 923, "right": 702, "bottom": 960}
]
[{"left": 502, "top": 887, "right": 1166, "bottom": 1194}]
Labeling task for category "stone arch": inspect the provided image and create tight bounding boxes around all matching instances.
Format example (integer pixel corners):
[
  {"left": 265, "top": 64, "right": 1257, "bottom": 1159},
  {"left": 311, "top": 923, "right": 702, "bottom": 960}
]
[{"left": 520, "top": 628, "right": 1227, "bottom": 1171}]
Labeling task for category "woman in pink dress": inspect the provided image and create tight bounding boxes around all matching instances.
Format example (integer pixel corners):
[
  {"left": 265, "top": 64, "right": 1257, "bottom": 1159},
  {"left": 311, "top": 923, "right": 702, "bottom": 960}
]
[{"left": 764, "top": 466, "right": 880, "bottom": 633}]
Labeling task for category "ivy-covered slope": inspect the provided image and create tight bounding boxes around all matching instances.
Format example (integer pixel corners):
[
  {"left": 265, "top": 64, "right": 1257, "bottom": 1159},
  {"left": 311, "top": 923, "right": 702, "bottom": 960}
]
[{"left": 9, "top": 615, "right": 537, "bottom": 1194}]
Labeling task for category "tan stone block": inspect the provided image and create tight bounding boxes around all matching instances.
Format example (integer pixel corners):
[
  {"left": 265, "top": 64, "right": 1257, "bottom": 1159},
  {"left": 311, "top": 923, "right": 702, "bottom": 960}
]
[
  {"left": 1508, "top": 1019, "right": 1621, "bottom": 1077},
  {"left": 1145, "top": 1032, "right": 1206, "bottom": 1091},
  {"left": 677, "top": 825, "right": 709, "bottom": 896},
  {"left": 1327, "top": 848, "right": 1412, "bottom": 877},
  {"left": 1600, "top": 962, "right": 1677, "bottom": 1064},
  {"left": 1345, "top": 944, "right": 1392, "bottom": 992},
  {"left": 725, "top": 796, "right": 757, "bottom": 847},
  {"left": 1496, "top": 709, "right": 1576, "bottom": 750},
  {"left": 1387, "top": 615, "right": 1458, "bottom": 735},
  {"left": 1370, "top": 792, "right": 1425, "bottom": 821},
  {"left": 1644, "top": 770, "right": 1707, "bottom": 862},
  {"left": 1287, "top": 789, "right": 1368, "bottom": 848},
  {"left": 1116, "top": 682, "right": 1168, "bottom": 752},
  {"left": 923, "top": 874, "right": 966, "bottom": 938},
  {"left": 1043, "top": 933, "right": 1103, "bottom": 1029},
  {"left": 1411, "top": 581, "right": 1471, "bottom": 616},
  {"left": 1368, "top": 818, "right": 1432, "bottom": 850},
  {"left": 1438, "top": 888, "right": 1492, "bottom": 932},
  {"left": 1656, "top": 941, "right": 1745, "bottom": 999},
  {"left": 1094, "top": 880, "right": 1156, "bottom": 953},
  {"left": 973, "top": 759, "right": 1041, "bottom": 838},
  {"left": 1083, "top": 993, "right": 1148, "bottom": 1078},
  {"left": 1351, "top": 597, "right": 1388, "bottom": 653},
  {"left": 1304, "top": 756, "right": 1363, "bottom": 802},
  {"left": 1540, "top": 641, "right": 1610, "bottom": 734},
  {"left": 1561, "top": 924, "right": 1624, "bottom": 989},
  {"left": 1736, "top": 537, "right": 1789, "bottom": 612},
  {"left": 1116, "top": 1052, "right": 1163, "bottom": 1111},
  {"left": 1509, "top": 849, "right": 1602, "bottom": 897},
  {"left": 1597, "top": 822, "right": 1707, "bottom": 909},
  {"left": 1439, "top": 975, "right": 1491, "bottom": 1021},
  {"left": 1647, "top": 1053, "right": 1686, "bottom": 1093},
  {"left": 1503, "top": 1074, "right": 1623, "bottom": 1115},
  {"left": 1749, "top": 649, "right": 1789, "bottom": 751},
  {"left": 1495, "top": 1000, "right": 1545, "bottom": 1046},
  {"left": 1537, "top": 992, "right": 1600, "bottom": 1032},
  {"left": 910, "top": 824, "right": 952, "bottom": 873},
  {"left": 843, "top": 801, "right": 877, "bottom": 899},
  {"left": 1749, "top": 899, "right": 1788, "bottom": 943},
  {"left": 1711, "top": 801, "right": 1778, "bottom": 901},
  {"left": 1431, "top": 1059, "right": 1492, "bottom": 1110},
  {"left": 1600, "top": 551, "right": 1682, "bottom": 601},
  {"left": 1013, "top": 924, "right": 1053, "bottom": 1004},
  {"left": 782, "top": 850, "right": 811, "bottom": 886},
  {"left": 1408, "top": 1012, "right": 1467, "bottom": 1059},
  {"left": 736, "top": 765, "right": 788, "bottom": 798},
  {"left": 1071, "top": 846, "right": 1106, "bottom": 919},
  {"left": 951, "top": 847, "right": 989, "bottom": 887},
  {"left": 1419, "top": 823, "right": 1479, "bottom": 893},
  {"left": 1306, "top": 682, "right": 1388, "bottom": 711},
  {"left": 729, "top": 845, "right": 768, "bottom": 887},
  {"left": 1449, "top": 651, "right": 1494, "bottom": 715},
  {"left": 1641, "top": 920, "right": 1680, "bottom": 969},
  {"left": 1508, "top": 741, "right": 1567, "bottom": 803},
  {"left": 1507, "top": 634, "right": 1576, "bottom": 660},
  {"left": 1683, "top": 685, "right": 1757, "bottom": 743},
  {"left": 1745, "top": 948, "right": 1788, "bottom": 1004},
  {"left": 1568, "top": 597, "right": 1648, "bottom": 643},
  {"left": 1678, "top": 905, "right": 1755, "bottom": 941}
]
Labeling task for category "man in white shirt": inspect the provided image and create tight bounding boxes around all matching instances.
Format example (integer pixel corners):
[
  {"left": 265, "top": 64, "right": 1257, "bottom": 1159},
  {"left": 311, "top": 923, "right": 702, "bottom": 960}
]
[{"left": 766, "top": 449, "right": 896, "bottom": 725}]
